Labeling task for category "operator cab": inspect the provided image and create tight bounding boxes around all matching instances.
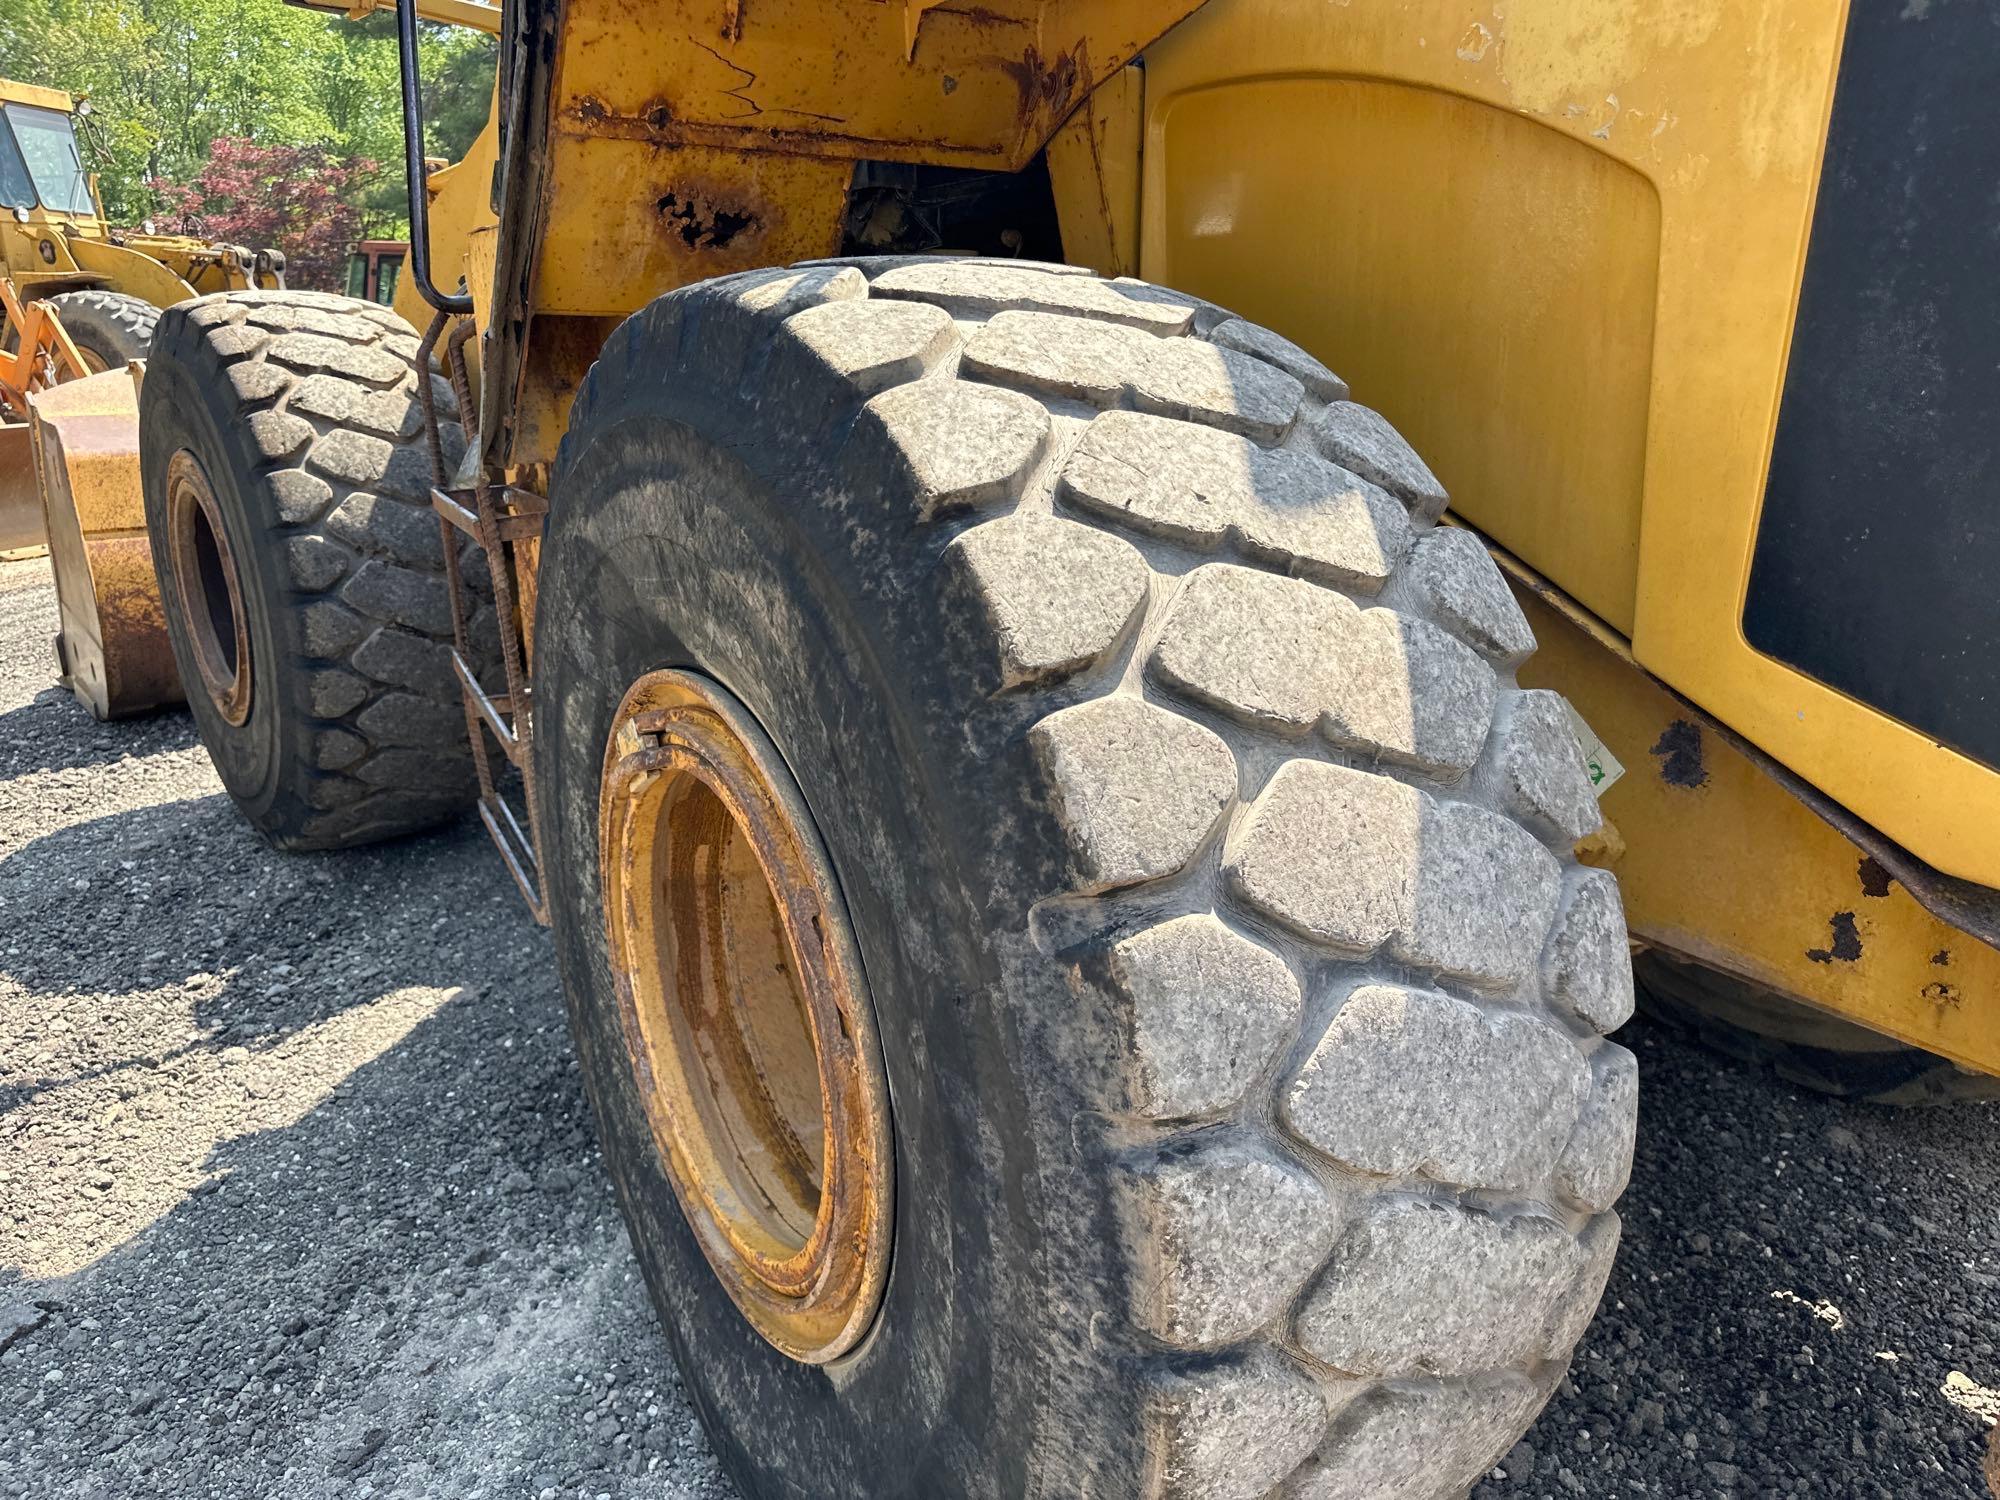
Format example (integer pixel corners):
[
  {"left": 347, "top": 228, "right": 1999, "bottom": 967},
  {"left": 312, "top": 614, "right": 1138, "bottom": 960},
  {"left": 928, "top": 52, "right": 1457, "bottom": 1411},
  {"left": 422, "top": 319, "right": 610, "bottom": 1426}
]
[{"left": 0, "top": 86, "right": 99, "bottom": 224}]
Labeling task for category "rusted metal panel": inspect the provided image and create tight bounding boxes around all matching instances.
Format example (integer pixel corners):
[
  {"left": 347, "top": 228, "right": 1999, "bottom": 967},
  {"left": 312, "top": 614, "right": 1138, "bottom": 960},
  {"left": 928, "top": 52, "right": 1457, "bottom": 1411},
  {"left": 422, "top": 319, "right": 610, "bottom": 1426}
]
[
  {"left": 1045, "top": 64, "right": 1142, "bottom": 278},
  {"left": 534, "top": 146, "right": 850, "bottom": 319},
  {"left": 1507, "top": 556, "right": 2000, "bottom": 1080},
  {"left": 28, "top": 370, "right": 180, "bottom": 719},
  {"left": 550, "top": 0, "right": 1195, "bottom": 169},
  {"left": 487, "top": 0, "right": 1210, "bottom": 452},
  {"left": 0, "top": 424, "right": 40, "bottom": 557}
]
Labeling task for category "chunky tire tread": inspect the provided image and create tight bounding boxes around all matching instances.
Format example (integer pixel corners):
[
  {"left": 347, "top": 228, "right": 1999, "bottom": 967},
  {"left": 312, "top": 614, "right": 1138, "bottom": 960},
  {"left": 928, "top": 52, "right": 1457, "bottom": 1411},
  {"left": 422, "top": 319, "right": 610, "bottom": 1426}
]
[
  {"left": 40, "top": 288, "right": 159, "bottom": 368},
  {"left": 557, "top": 261, "right": 1639, "bottom": 1500},
  {"left": 144, "top": 290, "right": 493, "bottom": 849}
]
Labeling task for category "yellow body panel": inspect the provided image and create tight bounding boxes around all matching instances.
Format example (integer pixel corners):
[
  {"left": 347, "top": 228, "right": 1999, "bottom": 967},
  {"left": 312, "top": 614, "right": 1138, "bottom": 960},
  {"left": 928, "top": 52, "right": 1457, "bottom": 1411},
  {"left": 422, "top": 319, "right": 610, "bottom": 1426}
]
[
  {"left": 494, "top": 0, "right": 1205, "bottom": 457},
  {"left": 534, "top": 148, "right": 851, "bottom": 319},
  {"left": 393, "top": 91, "right": 503, "bottom": 332},
  {"left": 1047, "top": 66, "right": 1143, "bottom": 279},
  {"left": 0, "top": 79, "right": 74, "bottom": 112},
  {"left": 533, "top": 0, "right": 1206, "bottom": 313},
  {"left": 62, "top": 238, "right": 199, "bottom": 306},
  {"left": 1137, "top": 0, "right": 2000, "bottom": 889},
  {"left": 1516, "top": 581, "right": 2000, "bottom": 1078}
]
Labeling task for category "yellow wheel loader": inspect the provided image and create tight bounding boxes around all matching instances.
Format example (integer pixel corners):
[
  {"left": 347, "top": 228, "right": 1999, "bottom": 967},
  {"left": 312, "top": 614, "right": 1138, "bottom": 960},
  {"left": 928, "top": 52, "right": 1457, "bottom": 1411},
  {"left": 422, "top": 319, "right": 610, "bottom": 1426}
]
[
  {"left": 0, "top": 75, "right": 281, "bottom": 716},
  {"left": 132, "top": 1, "right": 2000, "bottom": 1494}
]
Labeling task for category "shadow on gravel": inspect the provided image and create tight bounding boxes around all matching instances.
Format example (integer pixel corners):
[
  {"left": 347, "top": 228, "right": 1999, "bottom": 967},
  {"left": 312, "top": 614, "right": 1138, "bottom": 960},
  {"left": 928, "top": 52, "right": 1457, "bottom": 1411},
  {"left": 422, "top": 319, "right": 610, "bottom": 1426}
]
[
  {"left": 0, "top": 692, "right": 196, "bottom": 780},
  {"left": 0, "top": 791, "right": 731, "bottom": 1498}
]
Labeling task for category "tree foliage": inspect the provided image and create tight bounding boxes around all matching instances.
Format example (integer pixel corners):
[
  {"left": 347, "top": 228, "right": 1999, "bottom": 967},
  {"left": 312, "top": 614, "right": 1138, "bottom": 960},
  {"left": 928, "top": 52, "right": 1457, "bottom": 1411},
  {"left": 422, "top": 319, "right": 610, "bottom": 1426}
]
[
  {"left": 152, "top": 136, "right": 371, "bottom": 289},
  {"left": 0, "top": 0, "right": 494, "bottom": 235}
]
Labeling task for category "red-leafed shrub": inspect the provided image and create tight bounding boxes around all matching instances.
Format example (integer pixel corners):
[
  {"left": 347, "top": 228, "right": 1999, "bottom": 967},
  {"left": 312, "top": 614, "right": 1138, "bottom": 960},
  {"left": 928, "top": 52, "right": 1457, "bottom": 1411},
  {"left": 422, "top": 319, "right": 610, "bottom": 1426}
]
[{"left": 152, "top": 138, "right": 375, "bottom": 292}]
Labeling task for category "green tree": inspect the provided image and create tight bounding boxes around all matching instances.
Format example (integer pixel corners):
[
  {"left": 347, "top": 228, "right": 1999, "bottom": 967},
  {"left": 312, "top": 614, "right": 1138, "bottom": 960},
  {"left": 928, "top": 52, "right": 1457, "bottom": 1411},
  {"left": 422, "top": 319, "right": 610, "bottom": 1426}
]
[{"left": 0, "top": 0, "right": 493, "bottom": 231}]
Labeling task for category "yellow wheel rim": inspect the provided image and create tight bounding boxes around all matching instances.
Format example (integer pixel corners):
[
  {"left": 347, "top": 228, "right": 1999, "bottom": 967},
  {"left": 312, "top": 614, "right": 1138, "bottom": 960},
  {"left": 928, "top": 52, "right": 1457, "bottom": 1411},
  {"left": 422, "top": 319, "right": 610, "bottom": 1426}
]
[{"left": 599, "top": 670, "right": 892, "bottom": 1364}]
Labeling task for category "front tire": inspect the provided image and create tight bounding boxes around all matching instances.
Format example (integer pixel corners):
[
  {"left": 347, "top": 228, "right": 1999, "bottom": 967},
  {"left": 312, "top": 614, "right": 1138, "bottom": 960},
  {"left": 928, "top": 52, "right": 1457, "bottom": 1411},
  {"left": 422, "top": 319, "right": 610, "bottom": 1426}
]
[
  {"left": 140, "top": 290, "right": 493, "bottom": 850},
  {"left": 537, "top": 260, "right": 1639, "bottom": 1499},
  {"left": 39, "top": 288, "right": 159, "bottom": 372}
]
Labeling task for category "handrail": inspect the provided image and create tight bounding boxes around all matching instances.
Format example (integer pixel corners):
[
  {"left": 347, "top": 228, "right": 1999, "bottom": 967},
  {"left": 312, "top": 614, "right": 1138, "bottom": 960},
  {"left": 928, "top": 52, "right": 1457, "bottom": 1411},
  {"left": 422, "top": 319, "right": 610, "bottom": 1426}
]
[{"left": 395, "top": 0, "right": 475, "bottom": 315}]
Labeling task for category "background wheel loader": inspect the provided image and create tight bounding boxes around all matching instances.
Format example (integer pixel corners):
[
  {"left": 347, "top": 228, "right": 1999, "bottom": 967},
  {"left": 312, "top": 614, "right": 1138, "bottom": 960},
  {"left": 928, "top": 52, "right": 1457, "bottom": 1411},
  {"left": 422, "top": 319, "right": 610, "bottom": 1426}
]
[
  {"left": 124, "top": 0, "right": 2000, "bottom": 1495},
  {"left": 0, "top": 74, "right": 283, "bottom": 716}
]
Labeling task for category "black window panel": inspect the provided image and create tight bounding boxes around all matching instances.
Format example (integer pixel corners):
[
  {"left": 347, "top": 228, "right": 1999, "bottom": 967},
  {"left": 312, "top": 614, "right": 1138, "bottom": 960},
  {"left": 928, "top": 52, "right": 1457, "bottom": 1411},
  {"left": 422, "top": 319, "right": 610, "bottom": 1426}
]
[{"left": 1743, "top": 0, "right": 1999, "bottom": 772}]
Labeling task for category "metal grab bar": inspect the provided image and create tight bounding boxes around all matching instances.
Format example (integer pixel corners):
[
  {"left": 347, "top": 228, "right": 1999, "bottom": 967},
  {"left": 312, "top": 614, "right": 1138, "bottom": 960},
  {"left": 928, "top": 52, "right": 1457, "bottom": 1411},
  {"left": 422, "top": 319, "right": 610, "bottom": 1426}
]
[{"left": 395, "top": 0, "right": 475, "bottom": 315}]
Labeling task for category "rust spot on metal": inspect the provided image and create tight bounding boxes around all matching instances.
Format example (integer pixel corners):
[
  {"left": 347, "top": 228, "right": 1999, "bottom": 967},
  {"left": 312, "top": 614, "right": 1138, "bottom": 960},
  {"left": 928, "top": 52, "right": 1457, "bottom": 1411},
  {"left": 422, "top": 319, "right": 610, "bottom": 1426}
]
[
  {"left": 1857, "top": 855, "right": 1893, "bottom": 898},
  {"left": 1932, "top": 948, "right": 1952, "bottom": 966},
  {"left": 933, "top": 4, "right": 1030, "bottom": 26},
  {"left": 656, "top": 191, "right": 761, "bottom": 249},
  {"left": 1805, "top": 911, "right": 1863, "bottom": 965},
  {"left": 1650, "top": 719, "right": 1708, "bottom": 789},
  {"left": 1000, "top": 43, "right": 1086, "bottom": 126},
  {"left": 1922, "top": 979, "right": 1961, "bottom": 1009},
  {"left": 555, "top": 99, "right": 998, "bottom": 160}
]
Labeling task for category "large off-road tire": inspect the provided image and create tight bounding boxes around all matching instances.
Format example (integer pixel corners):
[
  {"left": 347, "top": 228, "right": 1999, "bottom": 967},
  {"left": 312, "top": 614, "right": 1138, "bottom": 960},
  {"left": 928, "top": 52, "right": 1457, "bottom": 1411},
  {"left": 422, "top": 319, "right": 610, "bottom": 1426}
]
[
  {"left": 1637, "top": 950, "right": 2000, "bottom": 1107},
  {"left": 537, "top": 259, "right": 1640, "bottom": 1500},
  {"left": 39, "top": 288, "right": 159, "bottom": 371},
  {"left": 140, "top": 289, "right": 494, "bottom": 850}
]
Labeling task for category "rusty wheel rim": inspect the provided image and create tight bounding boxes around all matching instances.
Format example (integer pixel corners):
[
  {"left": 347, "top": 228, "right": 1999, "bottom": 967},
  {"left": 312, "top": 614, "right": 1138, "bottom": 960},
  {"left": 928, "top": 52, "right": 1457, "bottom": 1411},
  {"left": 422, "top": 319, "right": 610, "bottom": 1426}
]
[
  {"left": 165, "top": 449, "right": 252, "bottom": 726},
  {"left": 599, "top": 670, "right": 892, "bottom": 1364}
]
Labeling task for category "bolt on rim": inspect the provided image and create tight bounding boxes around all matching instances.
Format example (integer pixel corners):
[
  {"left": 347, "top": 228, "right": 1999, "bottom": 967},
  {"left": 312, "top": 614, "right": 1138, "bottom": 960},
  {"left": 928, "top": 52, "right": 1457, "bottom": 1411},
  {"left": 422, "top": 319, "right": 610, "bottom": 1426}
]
[
  {"left": 165, "top": 449, "right": 252, "bottom": 725},
  {"left": 598, "top": 669, "right": 893, "bottom": 1364}
]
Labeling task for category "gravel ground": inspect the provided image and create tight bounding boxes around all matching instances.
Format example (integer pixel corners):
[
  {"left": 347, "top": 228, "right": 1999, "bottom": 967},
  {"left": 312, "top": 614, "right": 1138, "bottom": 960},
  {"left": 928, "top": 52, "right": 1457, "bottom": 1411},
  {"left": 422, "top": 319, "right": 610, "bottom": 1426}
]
[{"left": 2, "top": 553, "right": 1997, "bottom": 1499}]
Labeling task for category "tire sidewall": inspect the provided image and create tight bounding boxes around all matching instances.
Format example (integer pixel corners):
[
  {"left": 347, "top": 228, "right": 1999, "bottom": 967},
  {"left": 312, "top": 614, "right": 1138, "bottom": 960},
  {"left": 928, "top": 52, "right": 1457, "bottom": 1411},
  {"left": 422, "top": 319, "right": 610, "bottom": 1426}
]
[
  {"left": 140, "top": 312, "right": 304, "bottom": 826},
  {"left": 535, "top": 378, "right": 1087, "bottom": 1499}
]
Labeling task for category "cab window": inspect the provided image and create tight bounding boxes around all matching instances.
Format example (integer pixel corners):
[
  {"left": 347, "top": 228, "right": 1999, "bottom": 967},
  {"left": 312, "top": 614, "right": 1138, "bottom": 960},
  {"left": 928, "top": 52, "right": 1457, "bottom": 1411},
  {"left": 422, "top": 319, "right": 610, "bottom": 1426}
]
[{"left": 1, "top": 104, "right": 95, "bottom": 216}]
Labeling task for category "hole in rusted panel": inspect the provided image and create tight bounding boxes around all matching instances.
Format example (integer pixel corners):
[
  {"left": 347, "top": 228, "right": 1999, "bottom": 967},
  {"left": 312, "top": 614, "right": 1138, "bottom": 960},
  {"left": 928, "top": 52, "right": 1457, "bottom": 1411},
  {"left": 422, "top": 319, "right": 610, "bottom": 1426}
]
[
  {"left": 656, "top": 192, "right": 761, "bottom": 250},
  {"left": 1805, "top": 911, "right": 1863, "bottom": 964}
]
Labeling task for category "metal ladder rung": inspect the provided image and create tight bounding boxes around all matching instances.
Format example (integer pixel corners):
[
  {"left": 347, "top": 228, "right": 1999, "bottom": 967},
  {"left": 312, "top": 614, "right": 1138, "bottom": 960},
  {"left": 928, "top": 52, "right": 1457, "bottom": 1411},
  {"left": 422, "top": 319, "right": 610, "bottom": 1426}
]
[
  {"left": 419, "top": 307, "right": 550, "bottom": 924},
  {"left": 476, "top": 794, "right": 545, "bottom": 920},
  {"left": 453, "top": 648, "right": 526, "bottom": 767},
  {"left": 432, "top": 485, "right": 546, "bottom": 544}
]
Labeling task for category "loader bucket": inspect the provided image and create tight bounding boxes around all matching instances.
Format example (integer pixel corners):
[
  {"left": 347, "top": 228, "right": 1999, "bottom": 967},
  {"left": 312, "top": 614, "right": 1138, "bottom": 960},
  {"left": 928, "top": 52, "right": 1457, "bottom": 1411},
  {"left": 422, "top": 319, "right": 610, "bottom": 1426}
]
[
  {"left": 28, "top": 369, "right": 182, "bottom": 719},
  {"left": 0, "top": 420, "right": 44, "bottom": 558}
]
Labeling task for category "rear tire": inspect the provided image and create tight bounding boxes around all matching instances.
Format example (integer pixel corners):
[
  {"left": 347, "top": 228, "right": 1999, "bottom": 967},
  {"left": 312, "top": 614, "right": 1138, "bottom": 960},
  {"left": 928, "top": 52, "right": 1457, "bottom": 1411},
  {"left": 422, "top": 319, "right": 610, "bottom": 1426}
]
[
  {"left": 537, "top": 259, "right": 1639, "bottom": 1499},
  {"left": 140, "top": 289, "right": 495, "bottom": 850},
  {"left": 1636, "top": 950, "right": 2000, "bottom": 1106},
  {"left": 39, "top": 289, "right": 159, "bottom": 371}
]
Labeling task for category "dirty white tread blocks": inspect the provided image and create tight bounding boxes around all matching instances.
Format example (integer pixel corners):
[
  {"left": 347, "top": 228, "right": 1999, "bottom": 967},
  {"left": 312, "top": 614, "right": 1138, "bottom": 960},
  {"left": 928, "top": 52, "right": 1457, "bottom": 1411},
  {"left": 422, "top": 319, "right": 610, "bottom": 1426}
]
[{"left": 564, "top": 257, "right": 1638, "bottom": 1500}]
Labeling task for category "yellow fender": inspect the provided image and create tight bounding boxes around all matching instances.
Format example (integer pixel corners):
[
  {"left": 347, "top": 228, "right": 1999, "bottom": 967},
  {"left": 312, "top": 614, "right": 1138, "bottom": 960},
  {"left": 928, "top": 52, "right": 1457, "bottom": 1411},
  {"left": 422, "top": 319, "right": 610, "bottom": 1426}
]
[{"left": 61, "top": 238, "right": 198, "bottom": 311}]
